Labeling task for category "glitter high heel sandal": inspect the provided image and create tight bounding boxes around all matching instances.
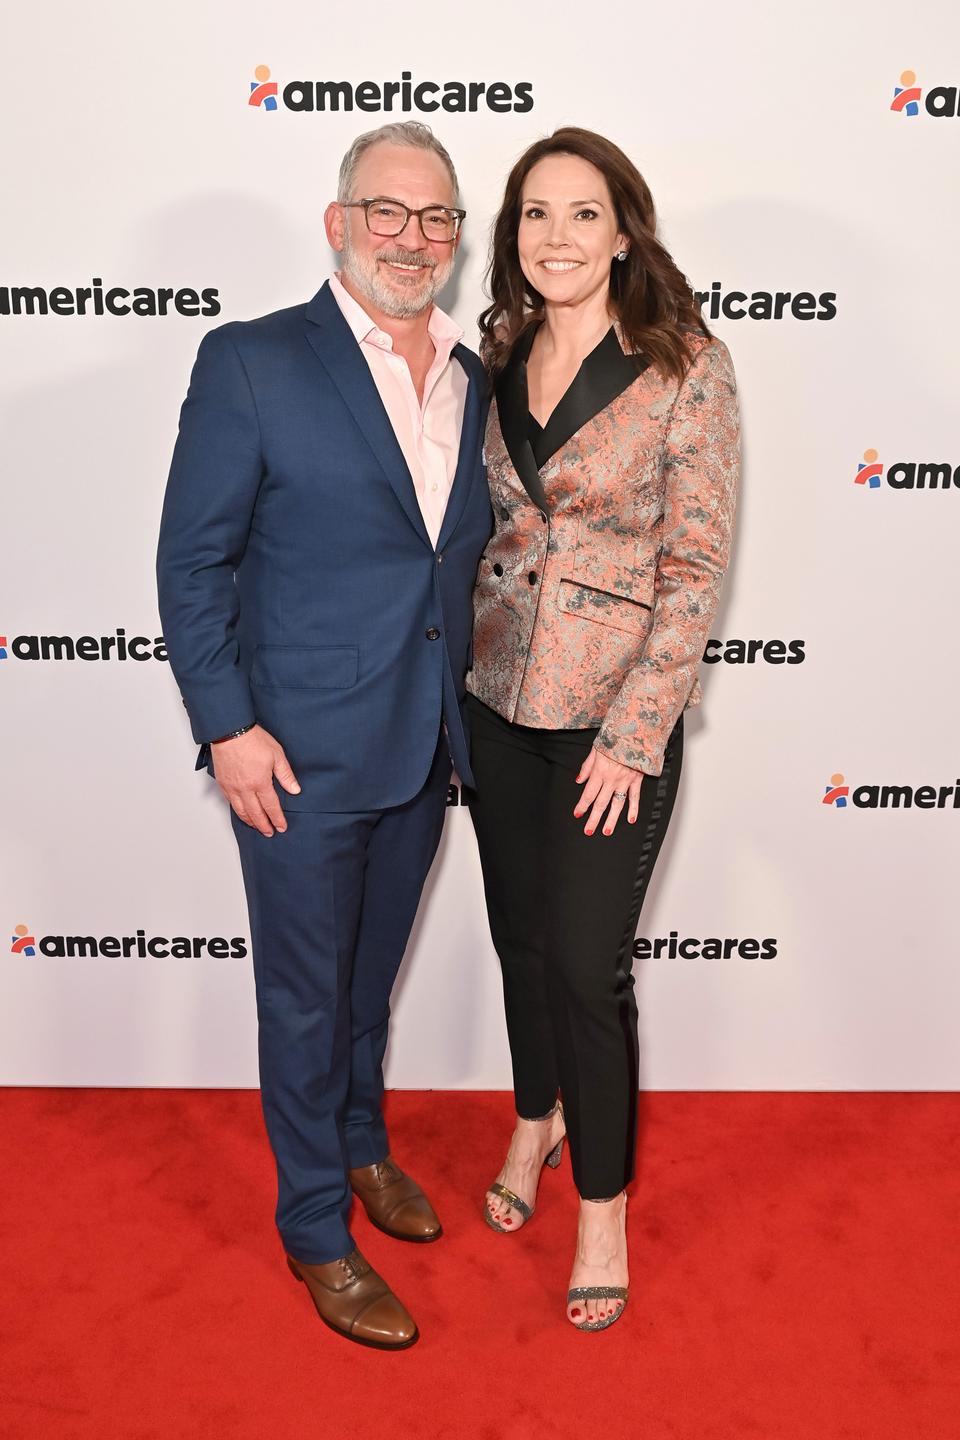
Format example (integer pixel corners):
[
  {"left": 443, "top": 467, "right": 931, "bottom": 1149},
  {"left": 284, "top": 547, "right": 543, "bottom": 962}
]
[
  {"left": 483, "top": 1100, "right": 565, "bottom": 1234},
  {"left": 566, "top": 1285, "right": 629, "bottom": 1332},
  {"left": 567, "top": 1193, "right": 629, "bottom": 1331}
]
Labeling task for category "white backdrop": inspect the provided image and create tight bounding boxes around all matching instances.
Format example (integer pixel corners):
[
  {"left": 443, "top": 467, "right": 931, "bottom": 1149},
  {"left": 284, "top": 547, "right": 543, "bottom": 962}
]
[{"left": 2, "top": 0, "right": 958, "bottom": 1089}]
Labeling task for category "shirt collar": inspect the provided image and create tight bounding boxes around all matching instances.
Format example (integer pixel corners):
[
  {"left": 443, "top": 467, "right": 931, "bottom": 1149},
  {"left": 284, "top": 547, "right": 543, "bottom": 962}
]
[{"left": 329, "top": 271, "right": 463, "bottom": 355}]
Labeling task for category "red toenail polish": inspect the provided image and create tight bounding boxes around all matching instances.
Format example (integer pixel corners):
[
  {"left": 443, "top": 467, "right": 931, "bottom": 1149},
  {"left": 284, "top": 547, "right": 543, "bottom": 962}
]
[
  {"left": 571, "top": 1308, "right": 582, "bottom": 1317},
  {"left": 504, "top": 1217, "right": 512, "bottom": 1224}
]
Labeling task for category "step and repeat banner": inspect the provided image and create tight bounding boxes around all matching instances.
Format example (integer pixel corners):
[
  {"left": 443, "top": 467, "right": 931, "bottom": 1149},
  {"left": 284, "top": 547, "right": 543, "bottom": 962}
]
[{"left": 2, "top": 1, "right": 958, "bottom": 1089}]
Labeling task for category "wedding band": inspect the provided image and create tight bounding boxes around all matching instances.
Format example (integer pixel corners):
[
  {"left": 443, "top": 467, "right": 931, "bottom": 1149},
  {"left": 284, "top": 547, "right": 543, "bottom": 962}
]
[{"left": 613, "top": 790, "right": 628, "bottom": 800}]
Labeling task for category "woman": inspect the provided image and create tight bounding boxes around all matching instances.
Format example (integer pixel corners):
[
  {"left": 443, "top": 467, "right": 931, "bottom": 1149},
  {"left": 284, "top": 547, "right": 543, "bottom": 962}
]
[{"left": 466, "top": 128, "right": 740, "bottom": 1332}]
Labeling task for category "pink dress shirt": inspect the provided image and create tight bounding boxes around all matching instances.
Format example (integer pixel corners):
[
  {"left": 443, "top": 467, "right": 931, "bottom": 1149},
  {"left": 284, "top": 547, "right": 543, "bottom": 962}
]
[{"left": 328, "top": 272, "right": 467, "bottom": 548}]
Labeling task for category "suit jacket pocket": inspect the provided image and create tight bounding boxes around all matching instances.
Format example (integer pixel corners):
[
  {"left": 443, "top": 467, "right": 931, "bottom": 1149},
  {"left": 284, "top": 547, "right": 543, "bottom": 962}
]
[
  {"left": 251, "top": 644, "right": 359, "bottom": 689},
  {"left": 557, "top": 579, "right": 653, "bottom": 636}
]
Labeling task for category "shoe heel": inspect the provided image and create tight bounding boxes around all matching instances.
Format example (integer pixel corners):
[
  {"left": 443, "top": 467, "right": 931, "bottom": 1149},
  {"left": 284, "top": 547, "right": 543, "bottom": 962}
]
[
  {"left": 286, "top": 1256, "right": 303, "bottom": 1282},
  {"left": 546, "top": 1138, "right": 564, "bottom": 1169}
]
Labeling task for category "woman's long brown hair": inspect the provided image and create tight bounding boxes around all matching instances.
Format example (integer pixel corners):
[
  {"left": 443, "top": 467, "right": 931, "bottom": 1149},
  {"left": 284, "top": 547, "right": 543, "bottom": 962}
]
[{"left": 479, "top": 127, "right": 709, "bottom": 384}]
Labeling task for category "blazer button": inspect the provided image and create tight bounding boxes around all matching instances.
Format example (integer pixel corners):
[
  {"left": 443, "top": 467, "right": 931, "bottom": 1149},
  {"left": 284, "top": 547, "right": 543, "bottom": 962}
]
[
  {"left": 493, "top": 563, "right": 504, "bottom": 576},
  {"left": 528, "top": 571, "right": 537, "bottom": 585},
  {"left": 425, "top": 627, "right": 440, "bottom": 641}
]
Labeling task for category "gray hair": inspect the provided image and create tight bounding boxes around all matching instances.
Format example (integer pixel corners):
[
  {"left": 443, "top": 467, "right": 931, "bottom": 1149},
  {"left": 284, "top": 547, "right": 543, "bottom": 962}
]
[{"left": 336, "top": 121, "right": 460, "bottom": 206}]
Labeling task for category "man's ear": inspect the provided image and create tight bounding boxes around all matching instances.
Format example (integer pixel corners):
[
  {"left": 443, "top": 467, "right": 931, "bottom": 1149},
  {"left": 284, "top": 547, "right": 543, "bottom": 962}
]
[{"left": 324, "top": 201, "right": 345, "bottom": 252}]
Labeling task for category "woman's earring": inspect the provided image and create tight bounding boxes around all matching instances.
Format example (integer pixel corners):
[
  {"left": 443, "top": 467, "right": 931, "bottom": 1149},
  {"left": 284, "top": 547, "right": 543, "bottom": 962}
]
[{"left": 615, "top": 251, "right": 628, "bottom": 262}]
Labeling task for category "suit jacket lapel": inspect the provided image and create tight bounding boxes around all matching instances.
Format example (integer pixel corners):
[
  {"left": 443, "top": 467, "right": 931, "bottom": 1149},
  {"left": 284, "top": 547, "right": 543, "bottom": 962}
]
[
  {"left": 303, "top": 282, "right": 431, "bottom": 547},
  {"left": 436, "top": 346, "right": 483, "bottom": 551},
  {"left": 495, "top": 325, "right": 550, "bottom": 514},
  {"left": 534, "top": 327, "right": 650, "bottom": 467}
]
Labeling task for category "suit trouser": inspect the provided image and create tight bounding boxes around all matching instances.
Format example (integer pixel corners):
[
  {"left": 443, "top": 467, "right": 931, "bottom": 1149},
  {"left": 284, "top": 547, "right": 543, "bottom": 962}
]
[
  {"left": 466, "top": 694, "right": 683, "bottom": 1200},
  {"left": 231, "top": 730, "right": 450, "bottom": 1264}
]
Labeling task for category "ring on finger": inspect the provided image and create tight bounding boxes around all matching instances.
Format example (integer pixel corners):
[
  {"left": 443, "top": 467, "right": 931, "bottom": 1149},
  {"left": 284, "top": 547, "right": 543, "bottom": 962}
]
[{"left": 613, "top": 790, "right": 628, "bottom": 801}]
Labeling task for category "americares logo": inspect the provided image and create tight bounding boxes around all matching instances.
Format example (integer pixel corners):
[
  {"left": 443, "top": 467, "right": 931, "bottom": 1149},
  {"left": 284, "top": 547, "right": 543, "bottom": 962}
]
[
  {"left": 249, "top": 64, "right": 278, "bottom": 110},
  {"left": 248, "top": 64, "right": 534, "bottom": 114},
  {"left": 0, "top": 629, "right": 167, "bottom": 662},
  {"left": 695, "top": 282, "right": 836, "bottom": 322},
  {"left": 634, "top": 933, "right": 778, "bottom": 960},
  {"left": 855, "top": 448, "right": 960, "bottom": 491},
  {"left": 890, "top": 70, "right": 960, "bottom": 118},
  {"left": 11, "top": 924, "right": 36, "bottom": 956},
  {"left": 703, "top": 638, "right": 805, "bottom": 665},
  {"left": 10, "top": 923, "right": 248, "bottom": 960},
  {"left": 823, "top": 772, "right": 960, "bottom": 810},
  {"left": 0, "top": 280, "right": 220, "bottom": 318}
]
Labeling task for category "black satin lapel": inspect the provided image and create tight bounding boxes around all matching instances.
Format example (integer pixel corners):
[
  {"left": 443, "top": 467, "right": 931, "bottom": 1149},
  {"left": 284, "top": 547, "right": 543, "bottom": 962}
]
[
  {"left": 534, "top": 328, "right": 650, "bottom": 468},
  {"left": 436, "top": 347, "right": 482, "bottom": 550},
  {"left": 303, "top": 284, "right": 431, "bottom": 547},
  {"left": 495, "top": 334, "right": 549, "bottom": 514}
]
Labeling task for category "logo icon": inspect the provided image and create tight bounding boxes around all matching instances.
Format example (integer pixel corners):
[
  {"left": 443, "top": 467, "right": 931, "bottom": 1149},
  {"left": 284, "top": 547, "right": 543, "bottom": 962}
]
[
  {"left": 823, "top": 773, "right": 850, "bottom": 808},
  {"left": 891, "top": 69, "right": 921, "bottom": 115},
  {"left": 249, "top": 64, "right": 278, "bottom": 111},
  {"left": 11, "top": 924, "right": 36, "bottom": 956},
  {"left": 855, "top": 448, "right": 884, "bottom": 489},
  {"left": 0, "top": 635, "right": 7, "bottom": 659}
]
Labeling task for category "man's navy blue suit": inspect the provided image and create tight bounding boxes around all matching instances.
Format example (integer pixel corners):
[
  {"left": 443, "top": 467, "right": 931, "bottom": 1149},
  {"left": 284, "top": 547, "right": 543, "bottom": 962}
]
[{"left": 157, "top": 281, "right": 491, "bottom": 1262}]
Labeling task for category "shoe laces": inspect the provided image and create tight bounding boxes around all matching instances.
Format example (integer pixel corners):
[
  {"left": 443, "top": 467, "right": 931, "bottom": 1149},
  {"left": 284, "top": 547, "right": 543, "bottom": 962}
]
[{"left": 339, "top": 1252, "right": 370, "bottom": 1283}]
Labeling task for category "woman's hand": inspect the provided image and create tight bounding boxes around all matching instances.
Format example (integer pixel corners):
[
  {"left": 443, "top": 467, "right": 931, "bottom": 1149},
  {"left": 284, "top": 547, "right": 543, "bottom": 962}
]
[{"left": 574, "top": 748, "right": 643, "bottom": 836}]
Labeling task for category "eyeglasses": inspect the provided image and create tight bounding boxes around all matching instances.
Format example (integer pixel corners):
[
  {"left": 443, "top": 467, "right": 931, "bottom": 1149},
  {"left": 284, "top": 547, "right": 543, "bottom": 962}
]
[{"left": 343, "top": 197, "right": 466, "bottom": 243}]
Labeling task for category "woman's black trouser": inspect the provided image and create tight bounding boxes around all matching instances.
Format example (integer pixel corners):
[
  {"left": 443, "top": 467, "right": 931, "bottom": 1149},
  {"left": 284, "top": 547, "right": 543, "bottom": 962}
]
[{"left": 466, "top": 693, "right": 683, "bottom": 1200}]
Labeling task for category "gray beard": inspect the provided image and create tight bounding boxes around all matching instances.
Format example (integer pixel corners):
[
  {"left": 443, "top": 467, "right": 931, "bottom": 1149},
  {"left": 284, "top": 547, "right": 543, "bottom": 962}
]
[{"left": 340, "top": 228, "right": 454, "bottom": 318}]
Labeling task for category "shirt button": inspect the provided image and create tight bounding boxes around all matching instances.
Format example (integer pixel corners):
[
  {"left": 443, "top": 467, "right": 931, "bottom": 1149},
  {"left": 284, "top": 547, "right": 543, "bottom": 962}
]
[
  {"left": 425, "top": 627, "right": 441, "bottom": 641},
  {"left": 528, "top": 571, "right": 537, "bottom": 585},
  {"left": 431, "top": 483, "right": 438, "bottom": 491},
  {"left": 493, "top": 562, "right": 504, "bottom": 577}
]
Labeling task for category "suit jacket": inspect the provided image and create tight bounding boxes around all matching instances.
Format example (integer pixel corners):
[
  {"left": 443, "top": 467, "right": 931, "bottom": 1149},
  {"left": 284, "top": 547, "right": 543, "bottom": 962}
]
[
  {"left": 157, "top": 281, "right": 492, "bottom": 811},
  {"left": 466, "top": 324, "right": 739, "bottom": 776}
]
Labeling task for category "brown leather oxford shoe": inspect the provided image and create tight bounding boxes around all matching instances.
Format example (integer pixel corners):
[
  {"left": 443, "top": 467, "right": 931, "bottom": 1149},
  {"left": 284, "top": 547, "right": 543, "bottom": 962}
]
[
  {"left": 286, "top": 1249, "right": 419, "bottom": 1350},
  {"left": 349, "top": 1157, "right": 442, "bottom": 1243}
]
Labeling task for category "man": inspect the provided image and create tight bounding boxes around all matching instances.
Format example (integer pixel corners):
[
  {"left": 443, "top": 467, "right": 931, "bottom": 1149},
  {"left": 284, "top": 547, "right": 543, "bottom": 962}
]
[{"left": 157, "top": 122, "right": 491, "bottom": 1350}]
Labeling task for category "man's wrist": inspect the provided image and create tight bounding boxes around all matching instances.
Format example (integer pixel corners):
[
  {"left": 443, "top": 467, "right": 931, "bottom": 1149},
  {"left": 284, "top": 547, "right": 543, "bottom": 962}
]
[{"left": 209, "top": 723, "right": 256, "bottom": 745}]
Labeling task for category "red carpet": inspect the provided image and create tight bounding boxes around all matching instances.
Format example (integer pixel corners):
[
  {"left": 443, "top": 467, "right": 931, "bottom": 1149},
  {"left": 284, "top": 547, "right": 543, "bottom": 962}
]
[{"left": 2, "top": 1091, "right": 958, "bottom": 1440}]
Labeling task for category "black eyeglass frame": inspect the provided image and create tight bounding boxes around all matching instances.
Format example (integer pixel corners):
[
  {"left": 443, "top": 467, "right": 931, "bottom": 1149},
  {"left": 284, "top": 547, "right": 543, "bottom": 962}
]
[{"left": 342, "top": 196, "right": 466, "bottom": 242}]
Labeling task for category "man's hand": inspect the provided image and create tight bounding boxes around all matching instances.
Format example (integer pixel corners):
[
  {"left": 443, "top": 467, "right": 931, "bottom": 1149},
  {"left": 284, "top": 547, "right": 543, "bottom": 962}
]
[
  {"left": 574, "top": 747, "right": 644, "bottom": 837},
  {"left": 211, "top": 724, "right": 301, "bottom": 836}
]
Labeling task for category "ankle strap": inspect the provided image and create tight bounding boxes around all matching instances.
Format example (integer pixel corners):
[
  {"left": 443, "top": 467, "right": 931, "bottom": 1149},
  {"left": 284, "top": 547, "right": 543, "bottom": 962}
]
[{"left": 518, "top": 1098, "right": 562, "bottom": 1122}]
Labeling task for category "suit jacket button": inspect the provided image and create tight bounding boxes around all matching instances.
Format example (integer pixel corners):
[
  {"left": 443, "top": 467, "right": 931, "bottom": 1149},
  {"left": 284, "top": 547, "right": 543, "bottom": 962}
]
[
  {"left": 425, "top": 627, "right": 440, "bottom": 641},
  {"left": 528, "top": 570, "right": 537, "bottom": 585},
  {"left": 493, "top": 563, "right": 504, "bottom": 576}
]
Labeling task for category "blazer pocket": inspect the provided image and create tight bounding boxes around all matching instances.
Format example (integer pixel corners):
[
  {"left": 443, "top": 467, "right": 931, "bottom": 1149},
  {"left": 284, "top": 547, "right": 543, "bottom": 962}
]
[
  {"left": 251, "top": 644, "right": 359, "bottom": 690},
  {"left": 558, "top": 579, "right": 653, "bottom": 636}
]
